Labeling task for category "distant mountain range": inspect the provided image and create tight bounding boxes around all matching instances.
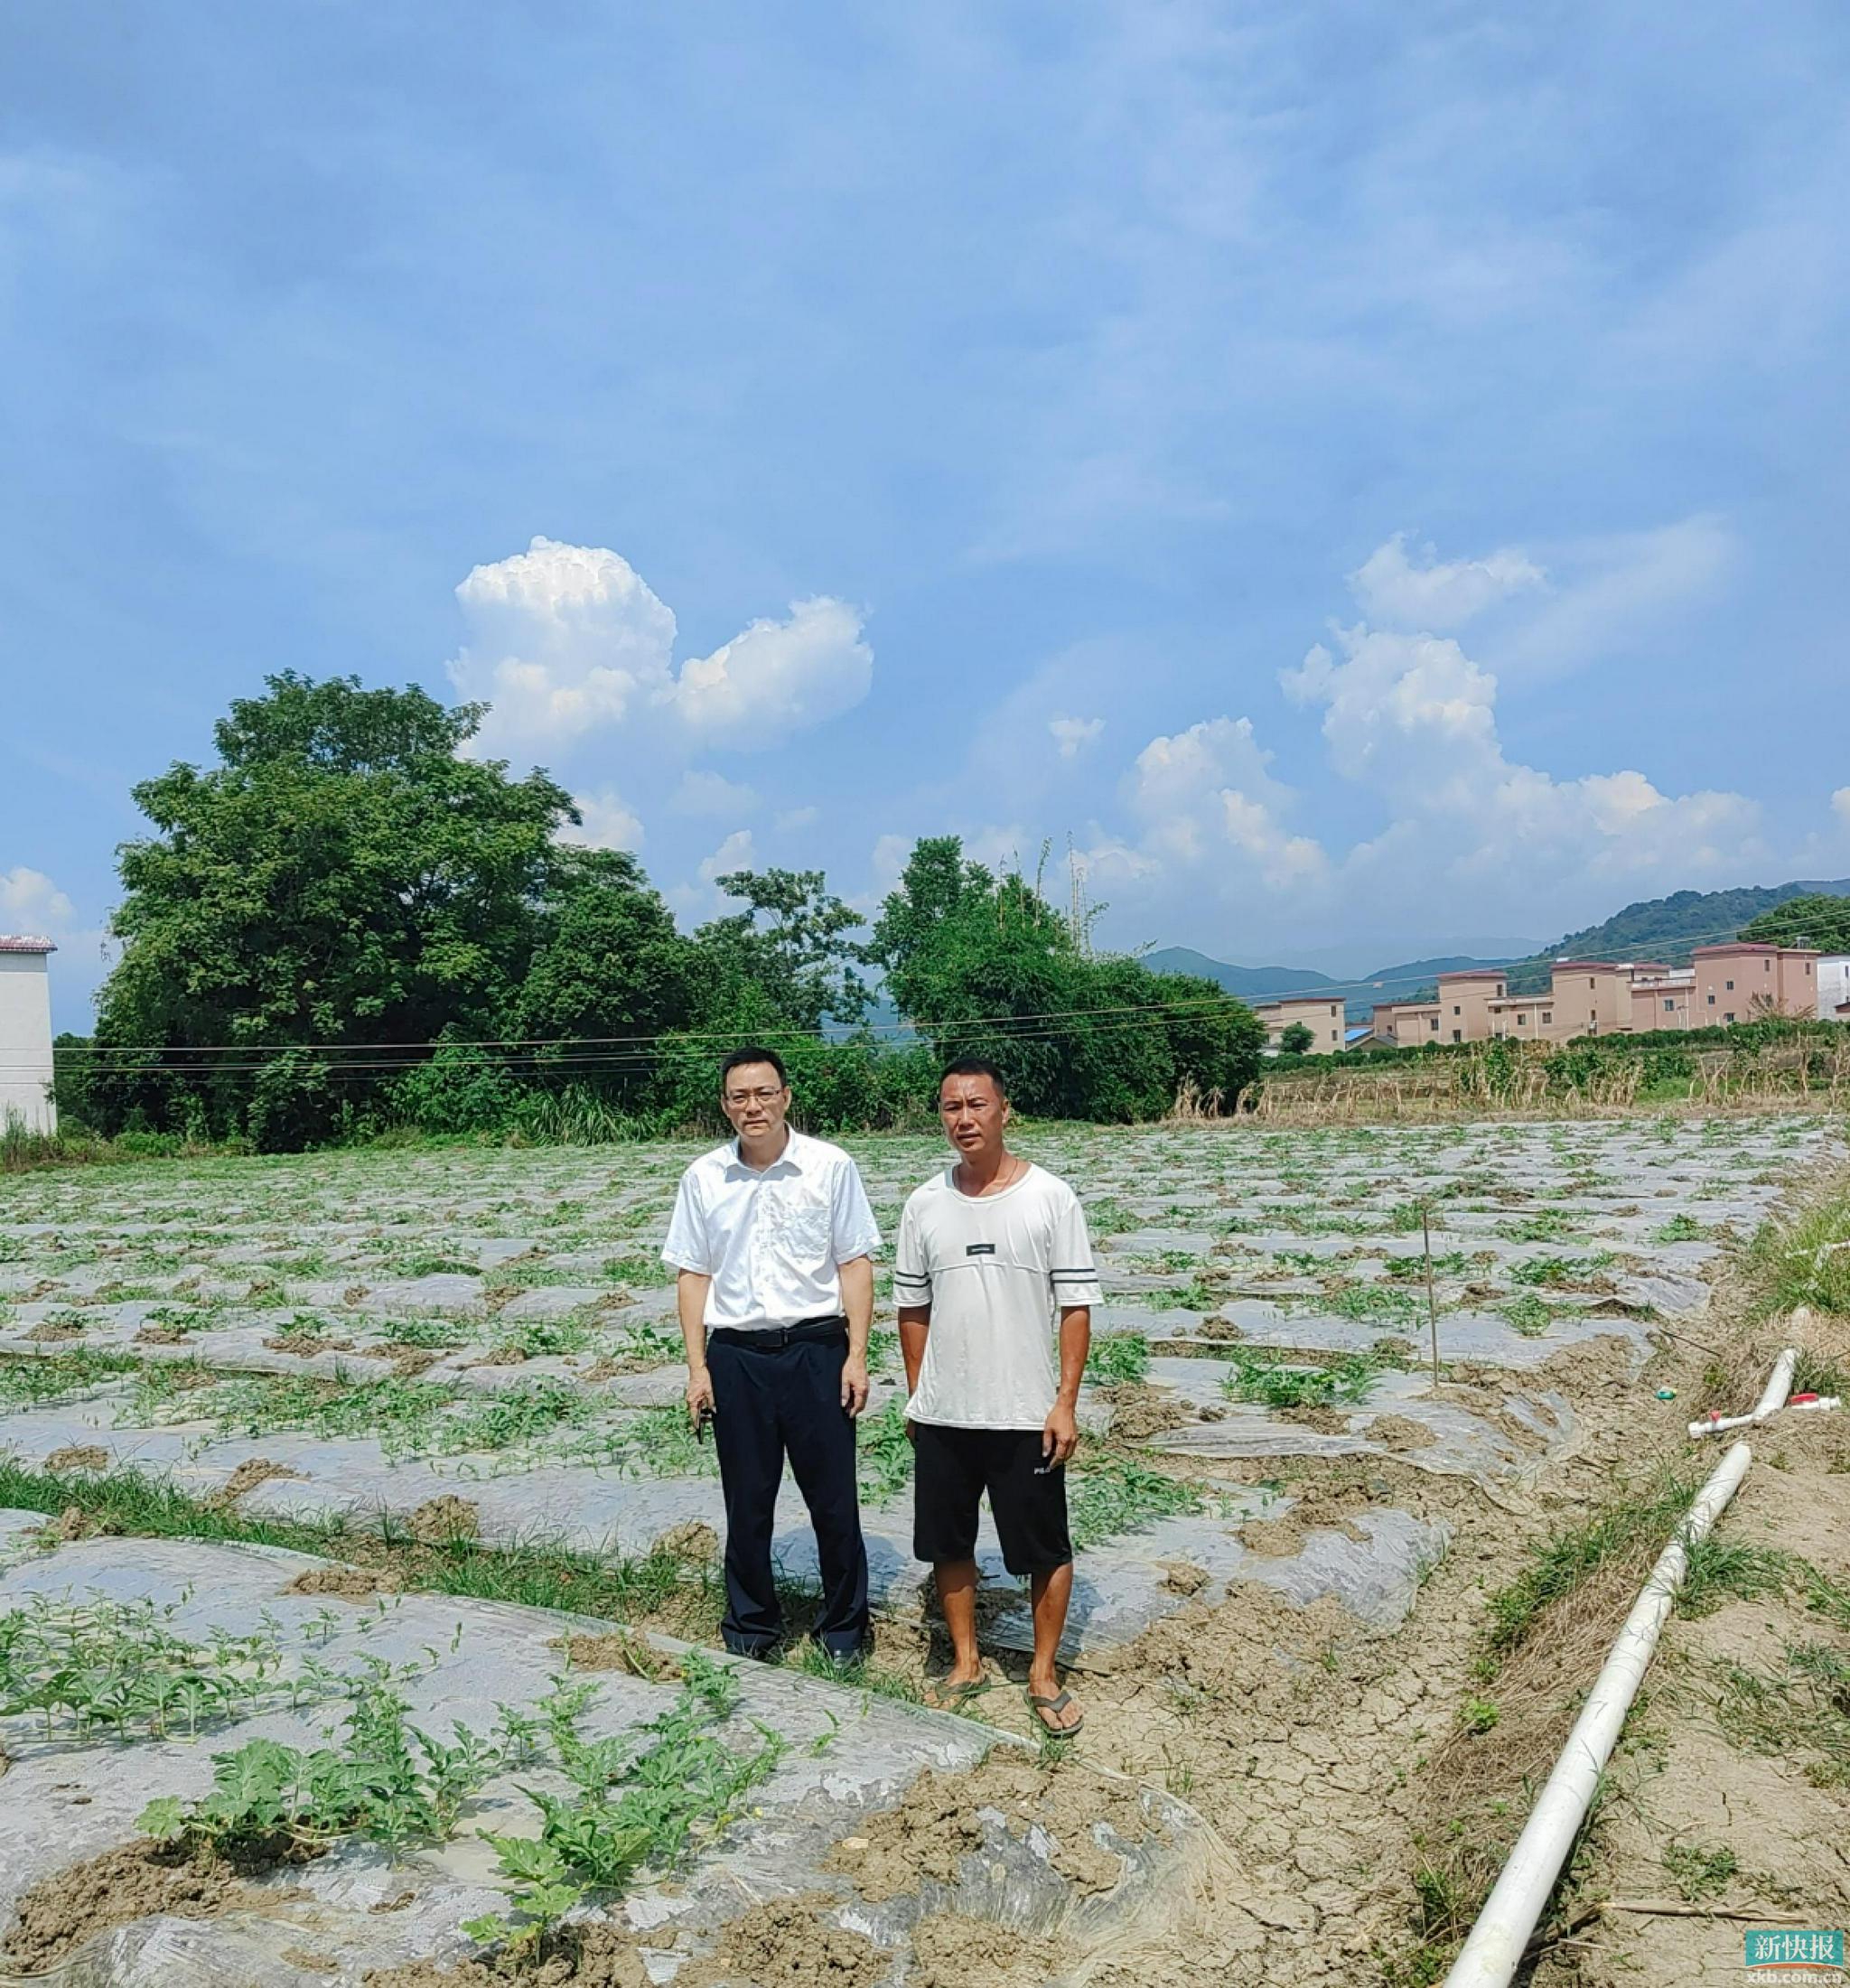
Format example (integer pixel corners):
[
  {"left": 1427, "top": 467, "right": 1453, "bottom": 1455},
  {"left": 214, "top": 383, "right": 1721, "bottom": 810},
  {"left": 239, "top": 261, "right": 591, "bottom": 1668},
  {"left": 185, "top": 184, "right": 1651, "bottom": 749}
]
[
  {"left": 1500, "top": 879, "right": 1850, "bottom": 994},
  {"left": 1153, "top": 877, "right": 1850, "bottom": 1021}
]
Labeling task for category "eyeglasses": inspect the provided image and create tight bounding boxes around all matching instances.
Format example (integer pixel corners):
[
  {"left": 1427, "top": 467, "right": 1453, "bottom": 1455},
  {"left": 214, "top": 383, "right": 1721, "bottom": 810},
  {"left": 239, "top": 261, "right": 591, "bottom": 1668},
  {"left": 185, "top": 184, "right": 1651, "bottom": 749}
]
[{"left": 724, "top": 1087, "right": 784, "bottom": 1106}]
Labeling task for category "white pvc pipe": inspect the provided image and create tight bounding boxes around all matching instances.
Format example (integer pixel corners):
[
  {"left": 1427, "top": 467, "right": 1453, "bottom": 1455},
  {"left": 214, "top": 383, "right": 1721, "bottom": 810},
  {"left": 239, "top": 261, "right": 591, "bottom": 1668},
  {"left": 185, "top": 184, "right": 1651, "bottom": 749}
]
[
  {"left": 1750, "top": 1345, "right": 1799, "bottom": 1422},
  {"left": 1689, "top": 1394, "right": 1840, "bottom": 1440},
  {"left": 1442, "top": 1439, "right": 1753, "bottom": 1988},
  {"left": 1685, "top": 1342, "right": 1798, "bottom": 1440}
]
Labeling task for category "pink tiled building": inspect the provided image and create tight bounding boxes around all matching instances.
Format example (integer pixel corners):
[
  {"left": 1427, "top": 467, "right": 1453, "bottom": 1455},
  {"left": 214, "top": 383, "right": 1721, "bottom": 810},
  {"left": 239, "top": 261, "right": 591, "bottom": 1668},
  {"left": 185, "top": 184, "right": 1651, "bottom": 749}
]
[{"left": 1371, "top": 942, "right": 1819, "bottom": 1049}]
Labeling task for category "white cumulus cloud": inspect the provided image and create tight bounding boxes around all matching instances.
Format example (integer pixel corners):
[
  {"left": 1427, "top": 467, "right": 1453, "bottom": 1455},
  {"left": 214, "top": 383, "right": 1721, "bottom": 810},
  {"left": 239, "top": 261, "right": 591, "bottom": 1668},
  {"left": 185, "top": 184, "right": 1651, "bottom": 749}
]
[
  {"left": 1833, "top": 788, "right": 1850, "bottom": 831},
  {"left": 1284, "top": 618, "right": 1763, "bottom": 897},
  {"left": 697, "top": 829, "right": 757, "bottom": 886},
  {"left": 0, "top": 866, "right": 77, "bottom": 937},
  {"left": 451, "top": 539, "right": 677, "bottom": 751},
  {"left": 1349, "top": 533, "right": 1545, "bottom": 630},
  {"left": 448, "top": 537, "right": 871, "bottom": 757},
  {"left": 1049, "top": 714, "right": 1106, "bottom": 759},
  {"left": 667, "top": 828, "right": 761, "bottom": 927},
  {"left": 671, "top": 598, "right": 872, "bottom": 748},
  {"left": 1125, "top": 716, "right": 1326, "bottom": 886}
]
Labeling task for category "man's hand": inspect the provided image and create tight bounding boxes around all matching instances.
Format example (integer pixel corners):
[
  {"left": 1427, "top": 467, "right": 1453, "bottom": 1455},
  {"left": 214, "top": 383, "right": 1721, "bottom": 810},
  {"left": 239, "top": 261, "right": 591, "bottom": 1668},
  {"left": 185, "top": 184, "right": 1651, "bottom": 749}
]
[
  {"left": 840, "top": 1354, "right": 870, "bottom": 1418},
  {"left": 1042, "top": 1399, "right": 1079, "bottom": 1467},
  {"left": 686, "top": 1366, "right": 715, "bottom": 1429}
]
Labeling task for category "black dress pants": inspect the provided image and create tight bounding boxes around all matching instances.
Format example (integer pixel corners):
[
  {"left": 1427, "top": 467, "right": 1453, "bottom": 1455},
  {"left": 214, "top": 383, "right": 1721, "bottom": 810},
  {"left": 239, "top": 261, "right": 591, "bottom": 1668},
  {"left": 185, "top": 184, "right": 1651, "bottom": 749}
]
[{"left": 705, "top": 1321, "right": 869, "bottom": 1658}]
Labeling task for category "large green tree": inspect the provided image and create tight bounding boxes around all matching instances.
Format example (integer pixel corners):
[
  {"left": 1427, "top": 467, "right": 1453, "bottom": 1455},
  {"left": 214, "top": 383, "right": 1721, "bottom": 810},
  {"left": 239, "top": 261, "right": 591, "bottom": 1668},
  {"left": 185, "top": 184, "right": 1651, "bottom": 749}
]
[
  {"left": 519, "top": 849, "right": 695, "bottom": 1057},
  {"left": 867, "top": 835, "right": 1265, "bottom": 1119},
  {"left": 88, "top": 673, "right": 575, "bottom": 1143},
  {"left": 690, "top": 867, "right": 868, "bottom": 1033}
]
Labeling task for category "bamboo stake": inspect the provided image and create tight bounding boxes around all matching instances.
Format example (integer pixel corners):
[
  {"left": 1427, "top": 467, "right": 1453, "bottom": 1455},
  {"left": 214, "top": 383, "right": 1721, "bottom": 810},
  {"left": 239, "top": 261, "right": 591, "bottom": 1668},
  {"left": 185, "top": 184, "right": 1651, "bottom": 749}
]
[{"left": 1423, "top": 1202, "right": 1441, "bottom": 1393}]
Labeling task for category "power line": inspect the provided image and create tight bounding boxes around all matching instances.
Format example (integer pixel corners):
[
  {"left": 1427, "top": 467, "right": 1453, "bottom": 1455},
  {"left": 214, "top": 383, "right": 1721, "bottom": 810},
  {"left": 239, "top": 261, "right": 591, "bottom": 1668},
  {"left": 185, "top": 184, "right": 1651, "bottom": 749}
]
[
  {"left": 12, "top": 915, "right": 1826, "bottom": 1074},
  {"left": 16, "top": 1002, "right": 1264, "bottom": 1076},
  {"left": 1, "top": 963, "right": 1498, "bottom": 1065},
  {"left": 16, "top": 1003, "right": 1333, "bottom": 1084}
]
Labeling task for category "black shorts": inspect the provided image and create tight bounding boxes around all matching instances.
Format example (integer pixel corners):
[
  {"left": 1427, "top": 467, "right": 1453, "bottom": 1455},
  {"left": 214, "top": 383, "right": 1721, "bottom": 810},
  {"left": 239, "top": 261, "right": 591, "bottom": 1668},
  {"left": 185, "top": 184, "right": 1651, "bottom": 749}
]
[{"left": 911, "top": 1423, "right": 1073, "bottom": 1577}]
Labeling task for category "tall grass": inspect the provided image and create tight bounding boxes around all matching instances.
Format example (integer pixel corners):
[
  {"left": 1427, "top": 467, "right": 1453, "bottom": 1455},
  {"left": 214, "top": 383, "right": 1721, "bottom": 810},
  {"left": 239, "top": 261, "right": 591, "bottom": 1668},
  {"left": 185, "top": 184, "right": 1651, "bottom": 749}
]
[
  {"left": 1, "top": 1118, "right": 232, "bottom": 1173},
  {"left": 1244, "top": 1030, "right": 1850, "bottom": 1126},
  {"left": 1745, "top": 1193, "right": 1850, "bottom": 1319}
]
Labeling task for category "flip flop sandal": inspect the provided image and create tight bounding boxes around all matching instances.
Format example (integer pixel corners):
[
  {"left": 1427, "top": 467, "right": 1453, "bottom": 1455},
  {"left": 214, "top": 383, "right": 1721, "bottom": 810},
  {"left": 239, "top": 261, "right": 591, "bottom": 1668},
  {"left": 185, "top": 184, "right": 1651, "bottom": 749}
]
[
  {"left": 922, "top": 1677, "right": 994, "bottom": 1713},
  {"left": 1028, "top": 1688, "right": 1084, "bottom": 1736}
]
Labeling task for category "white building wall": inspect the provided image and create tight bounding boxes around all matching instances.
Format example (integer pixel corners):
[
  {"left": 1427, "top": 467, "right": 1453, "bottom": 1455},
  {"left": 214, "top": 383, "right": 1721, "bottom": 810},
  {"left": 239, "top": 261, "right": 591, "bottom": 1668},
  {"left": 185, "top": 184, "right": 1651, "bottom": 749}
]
[
  {"left": 0, "top": 951, "right": 57, "bottom": 1133},
  {"left": 1817, "top": 956, "right": 1850, "bottom": 1021}
]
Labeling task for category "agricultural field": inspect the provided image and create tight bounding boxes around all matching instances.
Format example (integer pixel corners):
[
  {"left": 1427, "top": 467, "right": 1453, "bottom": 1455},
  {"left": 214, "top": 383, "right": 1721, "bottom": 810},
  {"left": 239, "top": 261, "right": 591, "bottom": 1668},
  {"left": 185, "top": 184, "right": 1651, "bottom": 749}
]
[{"left": 1, "top": 1112, "right": 1846, "bottom": 1985}]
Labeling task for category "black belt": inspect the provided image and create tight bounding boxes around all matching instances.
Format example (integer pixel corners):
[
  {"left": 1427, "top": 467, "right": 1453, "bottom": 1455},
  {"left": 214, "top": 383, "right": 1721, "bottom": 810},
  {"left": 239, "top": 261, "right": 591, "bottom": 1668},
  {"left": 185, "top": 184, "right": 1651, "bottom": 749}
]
[{"left": 708, "top": 1313, "right": 847, "bottom": 1349}]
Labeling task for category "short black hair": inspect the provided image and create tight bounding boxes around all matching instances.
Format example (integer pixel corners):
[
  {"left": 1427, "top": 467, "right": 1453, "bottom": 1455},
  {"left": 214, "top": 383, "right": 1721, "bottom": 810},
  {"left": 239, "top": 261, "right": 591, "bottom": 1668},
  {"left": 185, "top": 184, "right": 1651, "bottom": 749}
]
[
  {"left": 939, "top": 1056, "right": 1008, "bottom": 1099},
  {"left": 721, "top": 1045, "right": 789, "bottom": 1088}
]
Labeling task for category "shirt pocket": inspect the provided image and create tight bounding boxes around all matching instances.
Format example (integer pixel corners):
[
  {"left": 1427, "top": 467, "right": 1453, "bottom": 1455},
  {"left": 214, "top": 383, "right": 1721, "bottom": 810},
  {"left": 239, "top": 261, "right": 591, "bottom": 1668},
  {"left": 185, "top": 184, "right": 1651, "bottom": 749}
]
[{"left": 765, "top": 1188, "right": 833, "bottom": 1262}]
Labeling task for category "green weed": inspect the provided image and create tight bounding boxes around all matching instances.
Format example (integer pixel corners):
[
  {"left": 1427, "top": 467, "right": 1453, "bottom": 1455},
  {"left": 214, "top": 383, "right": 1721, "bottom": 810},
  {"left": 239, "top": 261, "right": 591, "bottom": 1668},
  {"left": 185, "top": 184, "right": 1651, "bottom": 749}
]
[
  {"left": 1085, "top": 1332, "right": 1152, "bottom": 1386},
  {"left": 1485, "top": 1467, "right": 1699, "bottom": 1657},
  {"left": 855, "top": 1397, "right": 916, "bottom": 1503},
  {"left": 0, "top": 1348, "right": 138, "bottom": 1408},
  {"left": 777, "top": 1638, "right": 919, "bottom": 1703},
  {"left": 1495, "top": 1294, "right": 1559, "bottom": 1338},
  {"left": 1068, "top": 1456, "right": 1202, "bottom": 1547},
  {"left": 0, "top": 1457, "right": 699, "bottom": 1629},
  {"left": 1219, "top": 1349, "right": 1380, "bottom": 1412},
  {"left": 1745, "top": 1195, "right": 1850, "bottom": 1318},
  {"left": 1509, "top": 1252, "right": 1615, "bottom": 1288},
  {"left": 1794, "top": 1348, "right": 1848, "bottom": 1399},
  {"left": 1713, "top": 1641, "right": 1850, "bottom": 1787},
  {"left": 1677, "top": 1536, "right": 1791, "bottom": 1618},
  {"left": 1662, "top": 1841, "right": 1738, "bottom": 1900}
]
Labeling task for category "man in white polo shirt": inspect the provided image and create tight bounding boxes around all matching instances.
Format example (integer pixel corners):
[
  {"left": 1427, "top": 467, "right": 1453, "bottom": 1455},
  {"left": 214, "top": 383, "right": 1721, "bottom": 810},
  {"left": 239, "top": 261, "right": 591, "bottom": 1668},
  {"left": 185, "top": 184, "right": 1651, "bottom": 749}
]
[
  {"left": 894, "top": 1057, "right": 1098, "bottom": 1734},
  {"left": 662, "top": 1045, "right": 881, "bottom": 1664}
]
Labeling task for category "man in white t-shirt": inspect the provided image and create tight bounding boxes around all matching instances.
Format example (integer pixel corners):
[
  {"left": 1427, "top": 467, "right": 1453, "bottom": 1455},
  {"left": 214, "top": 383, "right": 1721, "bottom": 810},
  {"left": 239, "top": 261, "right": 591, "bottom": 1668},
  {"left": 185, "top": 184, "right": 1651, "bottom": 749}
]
[
  {"left": 661, "top": 1045, "right": 881, "bottom": 1663},
  {"left": 894, "top": 1058, "right": 1098, "bottom": 1734}
]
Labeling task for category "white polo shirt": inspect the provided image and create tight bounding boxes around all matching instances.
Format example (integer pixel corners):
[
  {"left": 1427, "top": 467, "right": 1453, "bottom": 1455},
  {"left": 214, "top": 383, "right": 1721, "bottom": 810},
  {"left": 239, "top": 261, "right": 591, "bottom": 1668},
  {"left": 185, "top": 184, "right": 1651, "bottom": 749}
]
[{"left": 661, "top": 1128, "right": 881, "bottom": 1331}]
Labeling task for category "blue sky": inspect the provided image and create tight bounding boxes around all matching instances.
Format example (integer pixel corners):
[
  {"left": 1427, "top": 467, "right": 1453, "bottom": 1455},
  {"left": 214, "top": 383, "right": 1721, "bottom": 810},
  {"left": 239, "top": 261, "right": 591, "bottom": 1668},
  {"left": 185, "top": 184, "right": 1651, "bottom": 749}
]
[{"left": 3, "top": 2, "right": 1847, "bottom": 1029}]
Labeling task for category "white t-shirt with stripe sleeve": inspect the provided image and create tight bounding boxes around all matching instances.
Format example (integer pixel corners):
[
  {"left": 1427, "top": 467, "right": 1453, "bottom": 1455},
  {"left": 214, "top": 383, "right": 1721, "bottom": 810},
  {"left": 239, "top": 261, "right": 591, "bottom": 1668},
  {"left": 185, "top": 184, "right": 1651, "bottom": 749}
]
[{"left": 893, "top": 1162, "right": 1102, "bottom": 1430}]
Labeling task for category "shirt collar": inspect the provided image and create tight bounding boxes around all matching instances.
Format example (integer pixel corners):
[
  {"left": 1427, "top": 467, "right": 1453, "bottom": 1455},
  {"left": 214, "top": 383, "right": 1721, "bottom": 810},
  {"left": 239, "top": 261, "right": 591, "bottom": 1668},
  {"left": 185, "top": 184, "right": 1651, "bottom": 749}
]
[{"left": 727, "top": 1127, "right": 802, "bottom": 1177}]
